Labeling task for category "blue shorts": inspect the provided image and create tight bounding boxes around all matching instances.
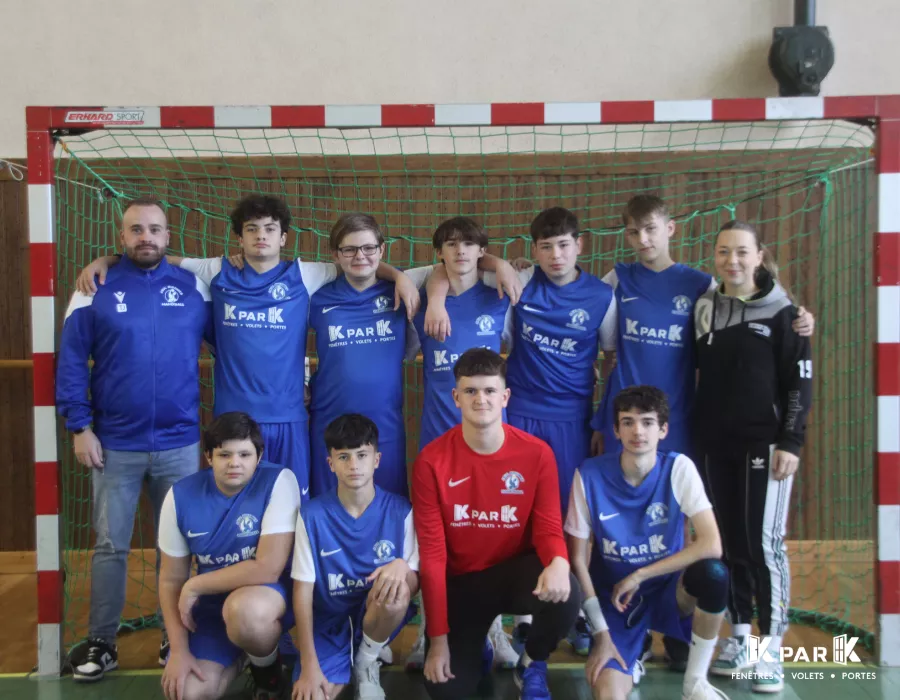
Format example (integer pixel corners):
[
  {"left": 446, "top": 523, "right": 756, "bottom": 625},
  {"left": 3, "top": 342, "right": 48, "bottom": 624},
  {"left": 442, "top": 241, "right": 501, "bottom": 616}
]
[
  {"left": 259, "top": 421, "right": 311, "bottom": 501},
  {"left": 600, "top": 574, "right": 692, "bottom": 676},
  {"left": 293, "top": 602, "right": 415, "bottom": 685},
  {"left": 189, "top": 580, "right": 295, "bottom": 668},
  {"left": 309, "top": 420, "right": 408, "bottom": 498},
  {"left": 507, "top": 413, "right": 591, "bottom": 516}
]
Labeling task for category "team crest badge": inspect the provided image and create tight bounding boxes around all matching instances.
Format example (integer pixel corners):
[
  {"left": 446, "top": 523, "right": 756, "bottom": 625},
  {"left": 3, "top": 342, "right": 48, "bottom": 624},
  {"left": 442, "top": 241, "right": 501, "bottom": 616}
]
[
  {"left": 566, "top": 308, "right": 589, "bottom": 331},
  {"left": 268, "top": 282, "right": 289, "bottom": 301},
  {"left": 672, "top": 295, "right": 692, "bottom": 316},
  {"left": 501, "top": 471, "right": 525, "bottom": 495},
  {"left": 160, "top": 286, "right": 184, "bottom": 306},
  {"left": 373, "top": 539, "right": 396, "bottom": 564},
  {"left": 236, "top": 513, "right": 260, "bottom": 537},
  {"left": 373, "top": 295, "right": 391, "bottom": 313},
  {"left": 646, "top": 502, "right": 669, "bottom": 527},
  {"left": 476, "top": 314, "right": 496, "bottom": 335}
]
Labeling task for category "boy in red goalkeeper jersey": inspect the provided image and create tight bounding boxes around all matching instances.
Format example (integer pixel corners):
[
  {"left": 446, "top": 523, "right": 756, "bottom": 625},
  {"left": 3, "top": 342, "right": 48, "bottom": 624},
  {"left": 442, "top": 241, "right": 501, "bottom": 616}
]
[{"left": 412, "top": 347, "right": 581, "bottom": 700}]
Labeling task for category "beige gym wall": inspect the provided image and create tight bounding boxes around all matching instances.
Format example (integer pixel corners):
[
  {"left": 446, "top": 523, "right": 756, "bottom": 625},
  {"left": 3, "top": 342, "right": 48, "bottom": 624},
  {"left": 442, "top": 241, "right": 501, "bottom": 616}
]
[{"left": 0, "top": 0, "right": 898, "bottom": 157}]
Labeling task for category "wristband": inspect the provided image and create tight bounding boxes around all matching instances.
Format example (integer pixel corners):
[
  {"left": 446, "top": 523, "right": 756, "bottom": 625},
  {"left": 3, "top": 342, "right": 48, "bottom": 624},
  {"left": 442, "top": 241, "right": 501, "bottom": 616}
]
[{"left": 582, "top": 595, "right": 608, "bottom": 633}]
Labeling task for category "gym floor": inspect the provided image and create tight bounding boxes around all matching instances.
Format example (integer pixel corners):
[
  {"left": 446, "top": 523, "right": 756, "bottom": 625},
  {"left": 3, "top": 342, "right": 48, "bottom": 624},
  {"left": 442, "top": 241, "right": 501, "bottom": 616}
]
[
  {"left": 0, "top": 663, "right": 896, "bottom": 699},
  {"left": 1, "top": 558, "right": 893, "bottom": 698}
]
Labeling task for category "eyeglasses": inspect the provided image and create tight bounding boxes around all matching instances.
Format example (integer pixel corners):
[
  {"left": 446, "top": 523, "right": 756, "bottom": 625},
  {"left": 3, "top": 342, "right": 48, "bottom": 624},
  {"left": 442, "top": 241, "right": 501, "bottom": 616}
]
[{"left": 337, "top": 244, "right": 380, "bottom": 258}]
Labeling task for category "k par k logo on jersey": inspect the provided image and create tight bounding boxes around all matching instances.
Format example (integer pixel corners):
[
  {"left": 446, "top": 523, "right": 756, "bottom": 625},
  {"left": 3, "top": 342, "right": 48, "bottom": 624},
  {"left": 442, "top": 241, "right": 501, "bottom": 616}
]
[
  {"left": 223, "top": 302, "right": 285, "bottom": 327},
  {"left": 747, "top": 634, "right": 861, "bottom": 664},
  {"left": 327, "top": 319, "right": 393, "bottom": 344},
  {"left": 520, "top": 322, "right": 578, "bottom": 355},
  {"left": 624, "top": 318, "right": 684, "bottom": 345},
  {"left": 452, "top": 504, "right": 519, "bottom": 527},
  {"left": 328, "top": 572, "right": 368, "bottom": 593}
]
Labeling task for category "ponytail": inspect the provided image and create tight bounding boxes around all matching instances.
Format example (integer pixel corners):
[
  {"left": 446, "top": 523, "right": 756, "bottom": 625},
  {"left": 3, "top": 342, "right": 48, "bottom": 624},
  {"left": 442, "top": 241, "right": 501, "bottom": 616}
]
[{"left": 755, "top": 245, "right": 780, "bottom": 290}]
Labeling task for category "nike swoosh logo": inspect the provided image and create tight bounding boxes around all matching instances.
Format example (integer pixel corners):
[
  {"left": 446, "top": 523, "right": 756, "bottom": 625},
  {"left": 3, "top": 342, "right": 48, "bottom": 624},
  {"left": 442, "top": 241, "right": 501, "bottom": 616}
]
[
  {"left": 320, "top": 548, "right": 342, "bottom": 557},
  {"left": 621, "top": 297, "right": 639, "bottom": 303},
  {"left": 322, "top": 305, "right": 341, "bottom": 313},
  {"left": 302, "top": 487, "right": 310, "bottom": 495},
  {"left": 522, "top": 304, "right": 544, "bottom": 313},
  {"left": 448, "top": 477, "right": 471, "bottom": 488},
  {"left": 598, "top": 513, "right": 619, "bottom": 521},
  {"left": 187, "top": 530, "right": 209, "bottom": 538}
]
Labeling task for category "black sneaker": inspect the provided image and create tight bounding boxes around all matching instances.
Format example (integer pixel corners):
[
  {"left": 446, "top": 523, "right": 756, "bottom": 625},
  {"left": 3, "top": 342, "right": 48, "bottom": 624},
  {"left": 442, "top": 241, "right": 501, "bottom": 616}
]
[
  {"left": 159, "top": 631, "right": 170, "bottom": 667},
  {"left": 72, "top": 638, "right": 118, "bottom": 682},
  {"left": 249, "top": 656, "right": 285, "bottom": 700},
  {"left": 663, "top": 634, "right": 689, "bottom": 672}
]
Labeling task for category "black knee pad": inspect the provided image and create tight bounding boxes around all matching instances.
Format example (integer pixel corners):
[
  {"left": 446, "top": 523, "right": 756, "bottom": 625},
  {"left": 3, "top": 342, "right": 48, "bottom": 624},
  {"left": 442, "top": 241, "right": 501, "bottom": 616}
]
[{"left": 682, "top": 558, "right": 730, "bottom": 614}]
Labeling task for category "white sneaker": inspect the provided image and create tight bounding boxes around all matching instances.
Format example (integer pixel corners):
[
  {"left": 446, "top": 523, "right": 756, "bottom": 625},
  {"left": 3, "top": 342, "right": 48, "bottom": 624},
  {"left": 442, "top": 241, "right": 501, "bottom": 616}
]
[
  {"left": 710, "top": 636, "right": 753, "bottom": 677},
  {"left": 378, "top": 645, "right": 393, "bottom": 665},
  {"left": 752, "top": 657, "right": 784, "bottom": 694},
  {"left": 354, "top": 660, "right": 386, "bottom": 700},
  {"left": 488, "top": 616, "right": 518, "bottom": 669},
  {"left": 632, "top": 659, "right": 646, "bottom": 686},
  {"left": 406, "top": 628, "right": 425, "bottom": 671},
  {"left": 683, "top": 677, "right": 731, "bottom": 699}
]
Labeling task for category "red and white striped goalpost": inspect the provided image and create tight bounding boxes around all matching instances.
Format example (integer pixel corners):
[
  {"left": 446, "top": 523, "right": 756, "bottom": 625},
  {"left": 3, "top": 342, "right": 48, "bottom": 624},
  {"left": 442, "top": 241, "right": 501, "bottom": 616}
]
[{"left": 25, "top": 97, "right": 900, "bottom": 675}]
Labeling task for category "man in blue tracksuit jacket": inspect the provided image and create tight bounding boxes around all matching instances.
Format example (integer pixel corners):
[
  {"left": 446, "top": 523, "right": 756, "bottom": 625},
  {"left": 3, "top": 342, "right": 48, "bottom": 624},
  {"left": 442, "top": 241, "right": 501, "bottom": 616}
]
[{"left": 56, "top": 197, "right": 214, "bottom": 683}]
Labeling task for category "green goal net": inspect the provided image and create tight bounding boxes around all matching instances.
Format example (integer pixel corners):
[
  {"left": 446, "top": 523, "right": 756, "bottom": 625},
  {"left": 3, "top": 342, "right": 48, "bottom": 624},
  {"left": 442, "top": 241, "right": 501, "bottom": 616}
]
[{"left": 53, "top": 118, "right": 876, "bottom": 653}]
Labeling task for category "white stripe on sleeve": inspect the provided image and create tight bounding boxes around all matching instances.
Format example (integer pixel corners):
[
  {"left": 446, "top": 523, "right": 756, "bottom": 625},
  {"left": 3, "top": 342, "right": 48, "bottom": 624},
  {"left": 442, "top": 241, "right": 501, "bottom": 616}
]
[
  {"left": 291, "top": 514, "right": 316, "bottom": 582},
  {"left": 563, "top": 469, "right": 592, "bottom": 539},
  {"left": 179, "top": 257, "right": 223, "bottom": 286},
  {"left": 298, "top": 261, "right": 338, "bottom": 296},
  {"left": 671, "top": 454, "right": 713, "bottom": 518},
  {"left": 260, "top": 470, "right": 301, "bottom": 535},
  {"left": 158, "top": 490, "right": 191, "bottom": 557},
  {"left": 64, "top": 291, "right": 94, "bottom": 321},
  {"left": 403, "top": 510, "right": 420, "bottom": 572}
]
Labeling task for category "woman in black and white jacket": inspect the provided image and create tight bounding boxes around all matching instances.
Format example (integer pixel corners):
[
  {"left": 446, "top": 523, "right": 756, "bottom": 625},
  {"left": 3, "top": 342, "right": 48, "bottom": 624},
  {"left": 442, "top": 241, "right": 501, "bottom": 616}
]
[{"left": 693, "top": 220, "right": 813, "bottom": 694}]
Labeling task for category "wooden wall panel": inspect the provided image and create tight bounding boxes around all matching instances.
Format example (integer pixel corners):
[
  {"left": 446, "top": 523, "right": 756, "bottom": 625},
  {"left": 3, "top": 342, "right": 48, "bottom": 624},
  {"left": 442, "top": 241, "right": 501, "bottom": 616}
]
[{"left": 0, "top": 179, "right": 36, "bottom": 552}]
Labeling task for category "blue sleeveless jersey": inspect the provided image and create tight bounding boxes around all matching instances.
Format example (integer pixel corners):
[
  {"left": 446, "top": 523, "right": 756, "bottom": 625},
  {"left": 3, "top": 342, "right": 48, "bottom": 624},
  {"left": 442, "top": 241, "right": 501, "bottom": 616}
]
[
  {"left": 308, "top": 277, "right": 410, "bottom": 440},
  {"left": 172, "top": 462, "right": 290, "bottom": 579},
  {"left": 579, "top": 451, "right": 687, "bottom": 594},
  {"left": 506, "top": 267, "right": 614, "bottom": 419},
  {"left": 209, "top": 260, "right": 314, "bottom": 423},
  {"left": 301, "top": 488, "right": 412, "bottom": 617},
  {"left": 593, "top": 262, "right": 712, "bottom": 455},
  {"left": 413, "top": 281, "right": 510, "bottom": 448}
]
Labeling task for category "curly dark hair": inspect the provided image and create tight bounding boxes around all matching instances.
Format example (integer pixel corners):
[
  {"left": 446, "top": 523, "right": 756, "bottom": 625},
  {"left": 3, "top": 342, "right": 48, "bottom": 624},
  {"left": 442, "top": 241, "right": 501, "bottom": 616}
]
[
  {"left": 613, "top": 385, "right": 670, "bottom": 427},
  {"left": 230, "top": 194, "right": 291, "bottom": 237}
]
